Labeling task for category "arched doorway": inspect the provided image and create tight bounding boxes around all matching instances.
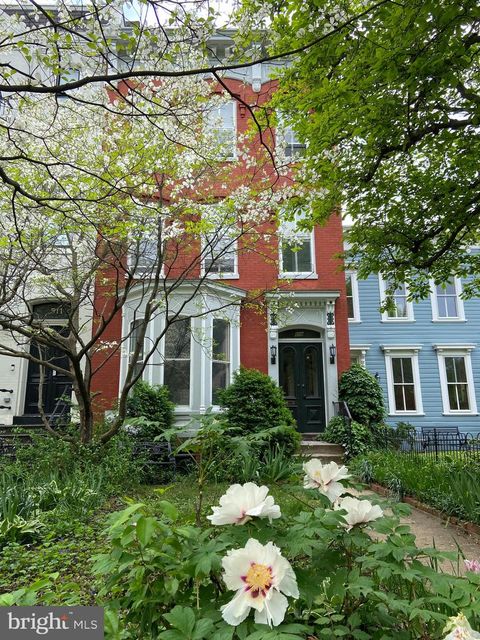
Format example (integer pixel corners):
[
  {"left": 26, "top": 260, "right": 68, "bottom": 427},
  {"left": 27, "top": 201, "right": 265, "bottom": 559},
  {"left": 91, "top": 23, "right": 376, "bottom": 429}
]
[{"left": 278, "top": 328, "right": 326, "bottom": 433}]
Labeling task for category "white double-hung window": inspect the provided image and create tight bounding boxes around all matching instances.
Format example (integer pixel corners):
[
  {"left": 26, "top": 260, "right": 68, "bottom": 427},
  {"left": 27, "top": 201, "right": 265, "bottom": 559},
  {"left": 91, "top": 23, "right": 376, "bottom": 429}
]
[
  {"left": 383, "top": 346, "right": 423, "bottom": 415},
  {"left": 206, "top": 100, "right": 236, "bottom": 160},
  {"left": 379, "top": 276, "right": 414, "bottom": 321},
  {"left": 431, "top": 278, "right": 465, "bottom": 321},
  {"left": 163, "top": 318, "right": 192, "bottom": 406},
  {"left": 279, "top": 215, "right": 316, "bottom": 279},
  {"left": 434, "top": 345, "right": 477, "bottom": 414},
  {"left": 276, "top": 112, "right": 306, "bottom": 158},
  {"left": 346, "top": 272, "right": 360, "bottom": 322},
  {"left": 211, "top": 318, "right": 231, "bottom": 403},
  {"left": 203, "top": 227, "right": 237, "bottom": 278}
]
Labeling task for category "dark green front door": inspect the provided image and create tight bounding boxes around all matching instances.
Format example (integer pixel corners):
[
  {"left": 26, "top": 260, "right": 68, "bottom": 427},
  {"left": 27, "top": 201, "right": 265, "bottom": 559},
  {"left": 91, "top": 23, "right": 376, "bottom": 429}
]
[{"left": 279, "top": 342, "right": 325, "bottom": 433}]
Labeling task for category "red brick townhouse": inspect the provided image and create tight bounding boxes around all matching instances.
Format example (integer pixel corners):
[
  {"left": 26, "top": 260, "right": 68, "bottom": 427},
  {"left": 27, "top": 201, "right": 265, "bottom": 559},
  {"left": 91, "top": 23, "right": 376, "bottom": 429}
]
[{"left": 90, "top": 70, "right": 350, "bottom": 435}]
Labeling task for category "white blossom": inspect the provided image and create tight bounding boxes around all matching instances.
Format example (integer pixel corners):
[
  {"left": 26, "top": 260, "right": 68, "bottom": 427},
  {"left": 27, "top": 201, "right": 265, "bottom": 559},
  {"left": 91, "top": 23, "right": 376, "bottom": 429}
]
[
  {"left": 221, "top": 538, "right": 298, "bottom": 627},
  {"left": 303, "top": 459, "right": 350, "bottom": 502},
  {"left": 334, "top": 496, "right": 383, "bottom": 531},
  {"left": 207, "top": 483, "right": 281, "bottom": 525}
]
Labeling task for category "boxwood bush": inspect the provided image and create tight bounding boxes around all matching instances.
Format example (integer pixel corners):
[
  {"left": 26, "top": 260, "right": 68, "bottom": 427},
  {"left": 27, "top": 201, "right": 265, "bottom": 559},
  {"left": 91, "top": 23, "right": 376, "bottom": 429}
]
[{"left": 217, "top": 368, "right": 300, "bottom": 456}]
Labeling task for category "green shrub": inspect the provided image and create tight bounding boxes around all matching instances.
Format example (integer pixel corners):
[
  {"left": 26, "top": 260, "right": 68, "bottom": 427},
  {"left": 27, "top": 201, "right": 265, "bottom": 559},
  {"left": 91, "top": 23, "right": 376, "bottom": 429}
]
[
  {"left": 126, "top": 381, "right": 175, "bottom": 439},
  {"left": 323, "top": 416, "right": 372, "bottom": 458},
  {"left": 339, "top": 364, "right": 385, "bottom": 426},
  {"left": 217, "top": 368, "right": 300, "bottom": 456}
]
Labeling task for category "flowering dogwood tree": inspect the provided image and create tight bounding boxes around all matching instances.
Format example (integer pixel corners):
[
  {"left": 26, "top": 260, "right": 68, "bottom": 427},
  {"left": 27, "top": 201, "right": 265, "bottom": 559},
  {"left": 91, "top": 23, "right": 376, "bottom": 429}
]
[{"left": 0, "top": 69, "right": 300, "bottom": 443}]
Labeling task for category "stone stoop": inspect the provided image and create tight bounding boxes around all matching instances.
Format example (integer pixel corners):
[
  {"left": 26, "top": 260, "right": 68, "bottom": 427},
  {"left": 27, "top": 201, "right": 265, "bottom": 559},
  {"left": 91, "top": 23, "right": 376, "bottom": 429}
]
[{"left": 299, "top": 439, "right": 345, "bottom": 464}]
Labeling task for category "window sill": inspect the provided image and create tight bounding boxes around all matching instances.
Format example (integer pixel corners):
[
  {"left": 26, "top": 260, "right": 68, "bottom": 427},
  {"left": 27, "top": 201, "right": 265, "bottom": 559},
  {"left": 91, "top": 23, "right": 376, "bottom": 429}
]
[
  {"left": 388, "top": 412, "right": 425, "bottom": 417},
  {"left": 442, "top": 411, "right": 479, "bottom": 416},
  {"left": 279, "top": 272, "right": 318, "bottom": 280},
  {"left": 348, "top": 319, "right": 362, "bottom": 324},
  {"left": 205, "top": 273, "right": 240, "bottom": 280},
  {"left": 381, "top": 318, "right": 415, "bottom": 323},
  {"left": 431, "top": 318, "right": 466, "bottom": 323}
]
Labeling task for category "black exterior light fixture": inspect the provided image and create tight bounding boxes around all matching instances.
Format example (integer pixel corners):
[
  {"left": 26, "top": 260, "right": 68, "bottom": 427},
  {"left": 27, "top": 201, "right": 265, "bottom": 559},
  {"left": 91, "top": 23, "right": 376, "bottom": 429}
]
[
  {"left": 270, "top": 345, "right": 277, "bottom": 365},
  {"left": 374, "top": 372, "right": 380, "bottom": 382},
  {"left": 329, "top": 344, "right": 336, "bottom": 364}
]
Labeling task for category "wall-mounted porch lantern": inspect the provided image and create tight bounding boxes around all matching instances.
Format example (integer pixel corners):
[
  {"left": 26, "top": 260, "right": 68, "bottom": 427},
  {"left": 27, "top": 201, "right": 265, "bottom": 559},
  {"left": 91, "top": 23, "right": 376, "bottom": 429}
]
[
  {"left": 270, "top": 345, "right": 277, "bottom": 365},
  {"left": 329, "top": 344, "right": 336, "bottom": 364}
]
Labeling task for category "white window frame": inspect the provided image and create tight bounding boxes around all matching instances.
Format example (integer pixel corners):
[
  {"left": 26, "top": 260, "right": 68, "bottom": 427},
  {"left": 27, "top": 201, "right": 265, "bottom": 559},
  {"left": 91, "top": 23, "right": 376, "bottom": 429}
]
[
  {"left": 129, "top": 318, "right": 145, "bottom": 379},
  {"left": 202, "top": 233, "right": 239, "bottom": 279},
  {"left": 276, "top": 112, "right": 306, "bottom": 158},
  {"left": 207, "top": 100, "right": 237, "bottom": 160},
  {"left": 211, "top": 318, "right": 231, "bottom": 404},
  {"left": 434, "top": 345, "right": 477, "bottom": 415},
  {"left": 128, "top": 235, "right": 165, "bottom": 278},
  {"left": 379, "top": 275, "right": 414, "bottom": 322},
  {"left": 346, "top": 271, "right": 361, "bottom": 322},
  {"left": 162, "top": 317, "right": 192, "bottom": 408},
  {"left": 382, "top": 346, "right": 424, "bottom": 416},
  {"left": 430, "top": 277, "right": 465, "bottom": 322},
  {"left": 279, "top": 229, "right": 317, "bottom": 279}
]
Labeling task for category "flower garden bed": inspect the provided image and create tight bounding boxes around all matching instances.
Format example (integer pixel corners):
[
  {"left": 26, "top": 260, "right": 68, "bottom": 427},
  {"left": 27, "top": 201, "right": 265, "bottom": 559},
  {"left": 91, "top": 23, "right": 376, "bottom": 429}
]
[{"left": 2, "top": 461, "right": 479, "bottom": 639}]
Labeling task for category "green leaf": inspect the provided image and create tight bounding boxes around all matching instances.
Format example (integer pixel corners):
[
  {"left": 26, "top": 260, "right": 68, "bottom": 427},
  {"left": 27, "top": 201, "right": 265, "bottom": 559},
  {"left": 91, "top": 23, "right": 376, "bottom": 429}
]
[
  {"left": 136, "top": 516, "right": 156, "bottom": 546},
  {"left": 158, "top": 500, "right": 180, "bottom": 521},
  {"left": 212, "top": 627, "right": 234, "bottom": 640},
  {"left": 164, "top": 606, "right": 196, "bottom": 638},
  {"left": 193, "top": 618, "right": 215, "bottom": 639}
]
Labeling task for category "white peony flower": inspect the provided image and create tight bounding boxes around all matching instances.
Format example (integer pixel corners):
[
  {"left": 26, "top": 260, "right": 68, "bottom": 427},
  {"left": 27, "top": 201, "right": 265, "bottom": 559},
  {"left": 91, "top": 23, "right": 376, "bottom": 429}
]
[
  {"left": 443, "top": 613, "right": 480, "bottom": 639},
  {"left": 221, "top": 538, "right": 299, "bottom": 627},
  {"left": 303, "top": 459, "right": 350, "bottom": 502},
  {"left": 334, "top": 496, "right": 384, "bottom": 531},
  {"left": 207, "top": 483, "right": 281, "bottom": 526}
]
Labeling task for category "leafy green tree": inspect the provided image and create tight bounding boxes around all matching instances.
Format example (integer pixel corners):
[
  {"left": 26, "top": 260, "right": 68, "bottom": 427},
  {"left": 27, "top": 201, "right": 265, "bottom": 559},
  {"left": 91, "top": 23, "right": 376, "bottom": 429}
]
[{"left": 241, "top": 0, "right": 480, "bottom": 297}]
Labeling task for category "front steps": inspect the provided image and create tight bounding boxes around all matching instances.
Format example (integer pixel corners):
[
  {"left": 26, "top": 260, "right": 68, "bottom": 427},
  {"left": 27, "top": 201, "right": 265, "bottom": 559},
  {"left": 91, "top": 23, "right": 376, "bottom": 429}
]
[{"left": 300, "top": 434, "right": 345, "bottom": 464}]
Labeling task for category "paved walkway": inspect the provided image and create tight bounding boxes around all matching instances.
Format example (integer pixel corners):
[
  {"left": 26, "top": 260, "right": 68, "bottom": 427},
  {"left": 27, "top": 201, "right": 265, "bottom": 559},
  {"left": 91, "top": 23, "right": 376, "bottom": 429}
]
[
  {"left": 400, "top": 503, "right": 480, "bottom": 574},
  {"left": 359, "top": 489, "right": 480, "bottom": 574}
]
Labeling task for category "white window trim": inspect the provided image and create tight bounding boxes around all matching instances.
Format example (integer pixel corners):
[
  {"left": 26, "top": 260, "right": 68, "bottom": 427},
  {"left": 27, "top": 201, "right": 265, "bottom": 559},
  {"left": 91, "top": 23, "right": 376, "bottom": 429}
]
[
  {"left": 275, "top": 112, "right": 307, "bottom": 159},
  {"left": 128, "top": 236, "right": 165, "bottom": 278},
  {"left": 201, "top": 236, "right": 239, "bottom": 280},
  {"left": 129, "top": 318, "right": 145, "bottom": 379},
  {"left": 210, "top": 318, "right": 232, "bottom": 406},
  {"left": 378, "top": 275, "right": 414, "bottom": 322},
  {"left": 346, "top": 271, "right": 361, "bottom": 323},
  {"left": 279, "top": 229, "right": 317, "bottom": 279},
  {"left": 208, "top": 99, "right": 237, "bottom": 161},
  {"left": 434, "top": 344, "right": 478, "bottom": 415},
  {"left": 430, "top": 277, "right": 465, "bottom": 322},
  {"left": 161, "top": 317, "right": 193, "bottom": 409},
  {"left": 382, "top": 346, "right": 424, "bottom": 416}
]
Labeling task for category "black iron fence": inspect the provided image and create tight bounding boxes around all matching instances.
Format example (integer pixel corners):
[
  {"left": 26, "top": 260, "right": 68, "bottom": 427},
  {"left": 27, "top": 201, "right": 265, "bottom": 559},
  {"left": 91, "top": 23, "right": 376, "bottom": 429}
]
[{"left": 374, "top": 428, "right": 480, "bottom": 464}]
